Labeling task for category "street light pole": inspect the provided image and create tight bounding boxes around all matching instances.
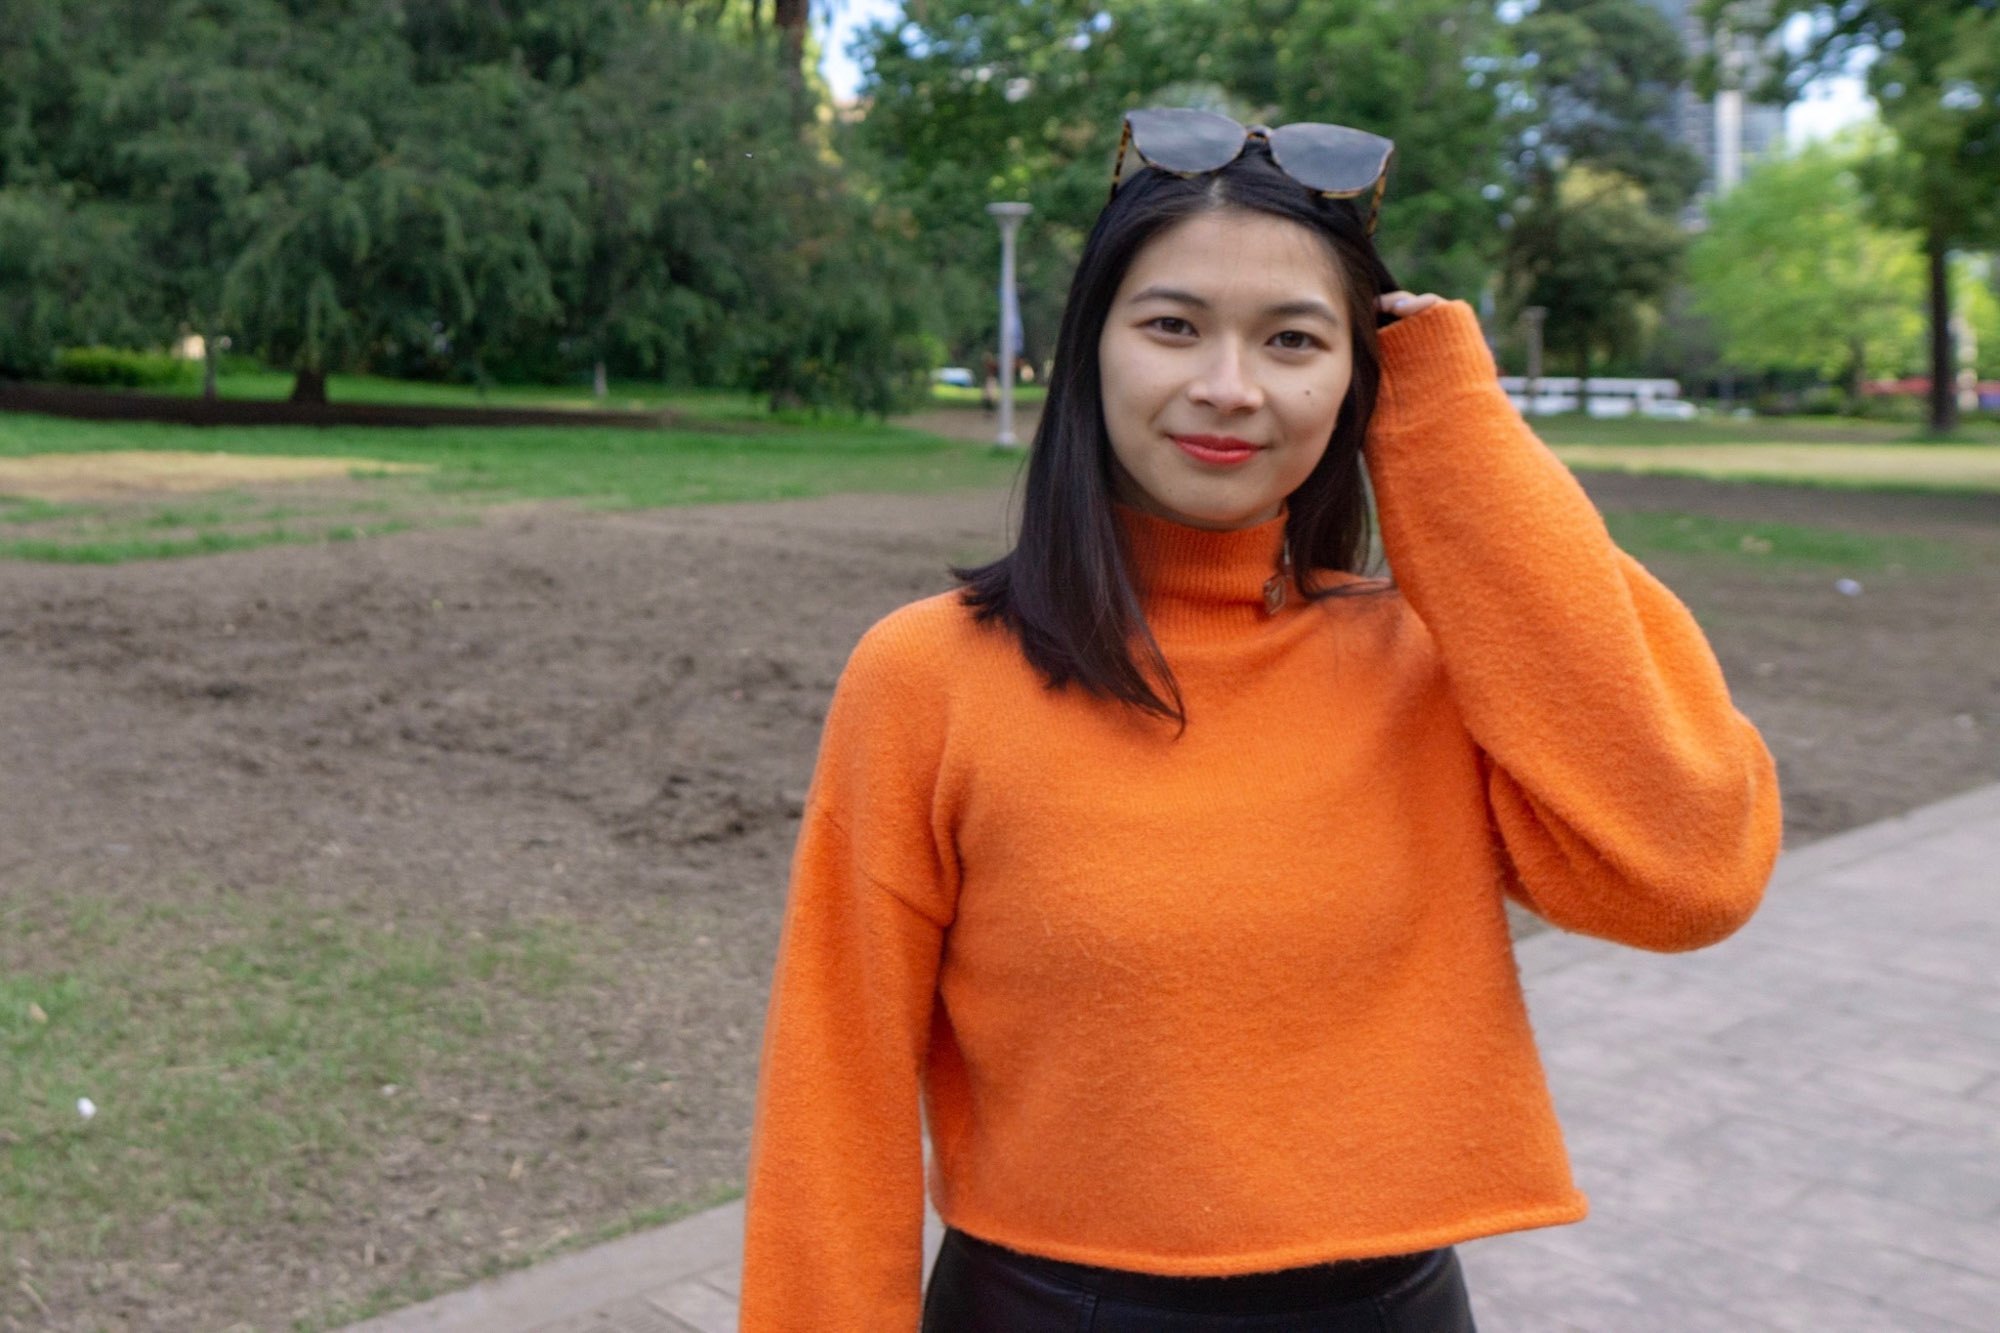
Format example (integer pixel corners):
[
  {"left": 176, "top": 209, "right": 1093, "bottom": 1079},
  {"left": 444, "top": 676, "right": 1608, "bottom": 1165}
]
[{"left": 986, "top": 201, "right": 1033, "bottom": 448}]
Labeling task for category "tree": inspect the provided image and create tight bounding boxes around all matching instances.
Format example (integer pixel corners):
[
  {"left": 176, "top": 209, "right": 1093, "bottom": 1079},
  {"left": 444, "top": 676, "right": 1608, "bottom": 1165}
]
[
  {"left": 1493, "top": 0, "right": 1702, "bottom": 371},
  {"left": 1501, "top": 163, "right": 1686, "bottom": 380},
  {"left": 1687, "top": 131, "right": 1926, "bottom": 399},
  {"left": 1703, "top": 0, "right": 2000, "bottom": 432},
  {"left": 0, "top": 187, "right": 156, "bottom": 377},
  {"left": 848, "top": 0, "right": 1514, "bottom": 367},
  {"left": 1502, "top": 0, "right": 1705, "bottom": 209},
  {"left": 0, "top": 1, "right": 167, "bottom": 376},
  {"left": 0, "top": 0, "right": 926, "bottom": 413}
]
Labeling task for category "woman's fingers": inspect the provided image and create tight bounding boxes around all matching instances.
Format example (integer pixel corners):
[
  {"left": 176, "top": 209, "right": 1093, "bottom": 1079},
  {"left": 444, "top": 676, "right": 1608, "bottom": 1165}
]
[{"left": 1377, "top": 291, "right": 1445, "bottom": 316}]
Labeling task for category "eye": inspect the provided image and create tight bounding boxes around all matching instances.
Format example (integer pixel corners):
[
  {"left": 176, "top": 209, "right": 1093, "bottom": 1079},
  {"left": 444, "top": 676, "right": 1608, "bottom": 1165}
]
[
  {"left": 1271, "top": 330, "right": 1323, "bottom": 351},
  {"left": 1147, "top": 316, "right": 1196, "bottom": 337}
]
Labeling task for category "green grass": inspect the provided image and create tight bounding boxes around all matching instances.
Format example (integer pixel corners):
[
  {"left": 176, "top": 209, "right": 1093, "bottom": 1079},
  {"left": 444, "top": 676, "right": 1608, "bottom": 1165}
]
[
  {"left": 1, "top": 894, "right": 599, "bottom": 1259},
  {"left": 0, "top": 409, "right": 1029, "bottom": 562},
  {"left": 0, "top": 412, "right": 1025, "bottom": 508},
  {"left": 0, "top": 496, "right": 86, "bottom": 523},
  {"left": 0, "top": 519, "right": 420, "bottom": 563},
  {"left": 1528, "top": 411, "right": 2000, "bottom": 447},
  {"left": 1549, "top": 441, "right": 2000, "bottom": 493},
  {"left": 1604, "top": 511, "right": 1966, "bottom": 573},
  {"left": 928, "top": 382, "right": 1048, "bottom": 407}
]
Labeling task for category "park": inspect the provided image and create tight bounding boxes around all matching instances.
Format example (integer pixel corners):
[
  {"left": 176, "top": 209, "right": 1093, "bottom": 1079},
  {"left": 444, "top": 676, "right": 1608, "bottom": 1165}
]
[{"left": 3, "top": 1, "right": 1999, "bottom": 1330}]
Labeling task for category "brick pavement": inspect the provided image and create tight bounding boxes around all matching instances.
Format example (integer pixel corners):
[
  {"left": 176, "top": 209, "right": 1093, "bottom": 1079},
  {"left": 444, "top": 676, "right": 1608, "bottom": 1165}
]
[{"left": 345, "top": 780, "right": 2000, "bottom": 1332}]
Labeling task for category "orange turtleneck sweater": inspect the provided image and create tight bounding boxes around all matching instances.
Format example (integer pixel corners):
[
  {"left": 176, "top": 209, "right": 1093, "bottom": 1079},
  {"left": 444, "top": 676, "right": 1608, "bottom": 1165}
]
[{"left": 738, "top": 300, "right": 1783, "bottom": 1330}]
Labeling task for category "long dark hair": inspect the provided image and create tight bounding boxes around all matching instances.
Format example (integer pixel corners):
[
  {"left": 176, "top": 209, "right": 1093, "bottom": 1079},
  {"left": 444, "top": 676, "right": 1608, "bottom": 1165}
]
[{"left": 951, "top": 140, "right": 1401, "bottom": 733}]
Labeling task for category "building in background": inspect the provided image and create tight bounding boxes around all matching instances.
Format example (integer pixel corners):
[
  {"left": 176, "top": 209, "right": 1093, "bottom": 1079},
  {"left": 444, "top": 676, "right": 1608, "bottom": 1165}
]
[{"left": 1646, "top": 0, "right": 1786, "bottom": 205}]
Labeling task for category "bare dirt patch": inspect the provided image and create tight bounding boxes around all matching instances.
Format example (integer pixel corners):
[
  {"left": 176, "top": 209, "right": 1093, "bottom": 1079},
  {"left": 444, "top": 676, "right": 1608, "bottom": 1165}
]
[
  {"left": 0, "top": 451, "right": 430, "bottom": 502},
  {"left": 0, "top": 475, "right": 1994, "bottom": 1330}
]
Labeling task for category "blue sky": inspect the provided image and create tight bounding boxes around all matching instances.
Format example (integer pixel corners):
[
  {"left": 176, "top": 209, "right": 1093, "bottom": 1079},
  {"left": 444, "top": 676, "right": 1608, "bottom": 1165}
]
[
  {"left": 816, "top": 0, "right": 901, "bottom": 105},
  {"left": 816, "top": 1, "right": 1876, "bottom": 149}
]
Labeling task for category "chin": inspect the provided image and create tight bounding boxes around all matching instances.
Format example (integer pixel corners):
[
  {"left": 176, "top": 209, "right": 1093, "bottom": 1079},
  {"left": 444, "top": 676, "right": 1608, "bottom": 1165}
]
[{"left": 1160, "top": 490, "right": 1283, "bottom": 532}]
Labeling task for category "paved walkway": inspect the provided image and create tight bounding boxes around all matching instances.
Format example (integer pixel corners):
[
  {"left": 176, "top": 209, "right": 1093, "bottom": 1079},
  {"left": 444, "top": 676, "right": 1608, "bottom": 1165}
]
[{"left": 346, "top": 781, "right": 2000, "bottom": 1332}]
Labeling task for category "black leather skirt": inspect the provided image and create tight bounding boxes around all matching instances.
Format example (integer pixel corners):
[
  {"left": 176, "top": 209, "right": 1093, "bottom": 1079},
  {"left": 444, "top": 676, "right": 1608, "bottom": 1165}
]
[{"left": 921, "top": 1227, "right": 1479, "bottom": 1332}]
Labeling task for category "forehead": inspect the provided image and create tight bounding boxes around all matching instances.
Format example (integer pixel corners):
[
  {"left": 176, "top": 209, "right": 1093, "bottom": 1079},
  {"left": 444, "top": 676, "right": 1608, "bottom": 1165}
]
[{"left": 1117, "top": 210, "right": 1347, "bottom": 308}]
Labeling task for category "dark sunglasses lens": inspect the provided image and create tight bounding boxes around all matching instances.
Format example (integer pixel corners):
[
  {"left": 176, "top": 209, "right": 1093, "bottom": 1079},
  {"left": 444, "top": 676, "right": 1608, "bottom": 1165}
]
[
  {"left": 1269, "top": 124, "right": 1393, "bottom": 193},
  {"left": 1127, "top": 108, "right": 1246, "bottom": 173}
]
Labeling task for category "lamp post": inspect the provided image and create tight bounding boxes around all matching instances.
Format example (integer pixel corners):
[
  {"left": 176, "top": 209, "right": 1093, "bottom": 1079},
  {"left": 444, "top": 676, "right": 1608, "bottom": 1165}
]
[{"left": 986, "top": 201, "right": 1033, "bottom": 447}]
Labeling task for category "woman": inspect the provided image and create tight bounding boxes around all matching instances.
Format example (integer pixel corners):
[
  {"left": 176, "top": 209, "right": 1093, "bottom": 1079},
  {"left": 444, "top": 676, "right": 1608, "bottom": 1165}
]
[{"left": 739, "top": 109, "right": 1783, "bottom": 1331}]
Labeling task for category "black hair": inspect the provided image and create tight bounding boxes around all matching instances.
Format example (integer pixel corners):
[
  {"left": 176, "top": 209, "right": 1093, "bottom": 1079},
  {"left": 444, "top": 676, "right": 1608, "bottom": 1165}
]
[{"left": 949, "top": 140, "right": 1401, "bottom": 734}]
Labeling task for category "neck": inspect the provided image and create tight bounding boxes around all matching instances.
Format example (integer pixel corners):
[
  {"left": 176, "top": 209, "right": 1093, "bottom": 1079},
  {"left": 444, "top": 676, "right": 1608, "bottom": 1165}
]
[{"left": 1111, "top": 497, "right": 1295, "bottom": 639}]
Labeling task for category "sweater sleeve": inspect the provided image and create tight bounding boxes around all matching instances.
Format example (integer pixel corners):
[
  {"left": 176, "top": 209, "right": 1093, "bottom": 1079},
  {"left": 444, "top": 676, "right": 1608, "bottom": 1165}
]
[
  {"left": 1363, "top": 300, "right": 1782, "bottom": 953},
  {"left": 739, "top": 614, "right": 954, "bottom": 1332}
]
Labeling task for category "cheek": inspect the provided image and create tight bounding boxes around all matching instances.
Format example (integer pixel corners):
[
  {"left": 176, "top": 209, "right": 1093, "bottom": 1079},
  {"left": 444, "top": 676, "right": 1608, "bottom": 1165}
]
[
  {"left": 1291, "top": 367, "right": 1352, "bottom": 439},
  {"left": 1099, "top": 337, "right": 1171, "bottom": 427}
]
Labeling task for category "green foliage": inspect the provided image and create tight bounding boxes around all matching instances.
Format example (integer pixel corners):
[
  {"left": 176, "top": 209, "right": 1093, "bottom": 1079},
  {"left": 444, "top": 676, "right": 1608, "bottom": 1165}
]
[
  {"left": 1705, "top": 0, "right": 2000, "bottom": 429},
  {"left": 0, "top": 186, "right": 157, "bottom": 377},
  {"left": 1492, "top": 0, "right": 1698, "bottom": 372},
  {"left": 0, "top": 0, "right": 927, "bottom": 414},
  {"left": 1704, "top": 1, "right": 2000, "bottom": 248},
  {"left": 1687, "top": 132, "right": 1927, "bottom": 390},
  {"left": 1502, "top": 0, "right": 1705, "bottom": 209},
  {"left": 1502, "top": 164, "right": 1686, "bottom": 374},
  {"left": 1956, "top": 253, "right": 2000, "bottom": 381},
  {"left": 50, "top": 346, "right": 196, "bottom": 389},
  {"left": 849, "top": 0, "right": 1695, "bottom": 369}
]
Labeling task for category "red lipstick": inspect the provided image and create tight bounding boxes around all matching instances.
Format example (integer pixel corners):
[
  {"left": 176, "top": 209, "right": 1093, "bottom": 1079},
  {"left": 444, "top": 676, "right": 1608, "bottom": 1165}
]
[{"left": 1172, "top": 434, "right": 1262, "bottom": 466}]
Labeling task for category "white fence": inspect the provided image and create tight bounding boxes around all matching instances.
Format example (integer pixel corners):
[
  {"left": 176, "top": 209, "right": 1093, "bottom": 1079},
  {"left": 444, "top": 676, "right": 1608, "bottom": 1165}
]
[{"left": 1497, "top": 376, "right": 1698, "bottom": 420}]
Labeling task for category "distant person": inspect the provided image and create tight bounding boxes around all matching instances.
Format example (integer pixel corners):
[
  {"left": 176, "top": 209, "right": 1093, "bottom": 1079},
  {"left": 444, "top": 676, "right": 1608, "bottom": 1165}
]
[{"left": 741, "top": 109, "right": 1782, "bottom": 1331}]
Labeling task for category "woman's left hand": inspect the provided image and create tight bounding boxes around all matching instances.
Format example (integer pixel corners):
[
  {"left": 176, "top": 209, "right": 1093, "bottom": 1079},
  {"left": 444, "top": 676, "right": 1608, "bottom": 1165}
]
[{"left": 1377, "top": 290, "right": 1447, "bottom": 320}]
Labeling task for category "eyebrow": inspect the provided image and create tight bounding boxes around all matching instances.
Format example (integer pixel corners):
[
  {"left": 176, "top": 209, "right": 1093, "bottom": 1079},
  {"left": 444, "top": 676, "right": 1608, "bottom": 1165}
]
[{"left": 1126, "top": 285, "right": 1343, "bottom": 325}]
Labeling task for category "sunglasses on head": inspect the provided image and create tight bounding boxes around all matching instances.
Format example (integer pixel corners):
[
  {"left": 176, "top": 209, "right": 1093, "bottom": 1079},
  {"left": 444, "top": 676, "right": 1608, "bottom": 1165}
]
[{"left": 1109, "top": 108, "right": 1396, "bottom": 237}]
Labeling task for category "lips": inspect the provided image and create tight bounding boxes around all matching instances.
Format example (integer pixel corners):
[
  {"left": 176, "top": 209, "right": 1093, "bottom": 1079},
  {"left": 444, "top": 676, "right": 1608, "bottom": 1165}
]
[{"left": 1171, "top": 434, "right": 1263, "bottom": 465}]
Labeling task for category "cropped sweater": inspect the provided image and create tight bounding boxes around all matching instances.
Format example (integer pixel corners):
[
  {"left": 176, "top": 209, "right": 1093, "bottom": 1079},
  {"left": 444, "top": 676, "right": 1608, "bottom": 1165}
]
[{"left": 737, "top": 299, "right": 1784, "bottom": 1330}]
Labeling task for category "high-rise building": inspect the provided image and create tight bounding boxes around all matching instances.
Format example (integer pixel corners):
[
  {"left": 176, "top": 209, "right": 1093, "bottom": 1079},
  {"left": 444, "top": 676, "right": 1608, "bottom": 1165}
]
[{"left": 1644, "top": 0, "right": 1786, "bottom": 205}]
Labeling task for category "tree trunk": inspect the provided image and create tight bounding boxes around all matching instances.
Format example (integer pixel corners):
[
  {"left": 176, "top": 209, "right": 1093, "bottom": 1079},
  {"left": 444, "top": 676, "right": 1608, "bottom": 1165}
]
[
  {"left": 202, "top": 334, "right": 218, "bottom": 401},
  {"left": 290, "top": 367, "right": 328, "bottom": 404},
  {"left": 1927, "top": 231, "right": 1957, "bottom": 435},
  {"left": 593, "top": 359, "right": 608, "bottom": 399},
  {"left": 1847, "top": 337, "right": 1866, "bottom": 414},
  {"left": 775, "top": 0, "right": 809, "bottom": 119}
]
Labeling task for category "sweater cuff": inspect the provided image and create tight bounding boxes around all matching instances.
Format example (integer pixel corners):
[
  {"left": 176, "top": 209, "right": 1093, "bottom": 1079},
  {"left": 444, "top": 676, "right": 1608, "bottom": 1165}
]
[{"left": 1371, "top": 300, "right": 1505, "bottom": 435}]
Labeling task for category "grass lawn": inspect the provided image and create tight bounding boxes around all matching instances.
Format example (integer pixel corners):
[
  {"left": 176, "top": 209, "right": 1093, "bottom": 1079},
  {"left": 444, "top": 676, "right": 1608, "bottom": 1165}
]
[
  {"left": 1528, "top": 412, "right": 2000, "bottom": 448},
  {"left": 0, "top": 410, "right": 1027, "bottom": 562},
  {"left": 1, "top": 885, "right": 746, "bottom": 1329},
  {"left": 1597, "top": 510, "right": 1967, "bottom": 574},
  {"left": 3, "top": 398, "right": 1997, "bottom": 564},
  {"left": 1548, "top": 442, "right": 2000, "bottom": 493}
]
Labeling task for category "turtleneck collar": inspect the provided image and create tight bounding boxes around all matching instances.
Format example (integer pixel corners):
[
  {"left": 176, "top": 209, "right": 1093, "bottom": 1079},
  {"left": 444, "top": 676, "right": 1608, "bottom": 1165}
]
[{"left": 1112, "top": 497, "right": 1295, "bottom": 636}]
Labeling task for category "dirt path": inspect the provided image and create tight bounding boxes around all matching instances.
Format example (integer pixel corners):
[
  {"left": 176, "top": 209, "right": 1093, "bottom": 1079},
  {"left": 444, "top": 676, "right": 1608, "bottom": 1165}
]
[{"left": 0, "top": 475, "right": 1994, "bottom": 1330}]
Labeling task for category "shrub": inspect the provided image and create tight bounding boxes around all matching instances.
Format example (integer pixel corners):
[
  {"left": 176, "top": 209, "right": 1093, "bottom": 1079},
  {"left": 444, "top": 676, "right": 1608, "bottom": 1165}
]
[
  {"left": 1850, "top": 393, "right": 1927, "bottom": 423},
  {"left": 51, "top": 346, "right": 196, "bottom": 389}
]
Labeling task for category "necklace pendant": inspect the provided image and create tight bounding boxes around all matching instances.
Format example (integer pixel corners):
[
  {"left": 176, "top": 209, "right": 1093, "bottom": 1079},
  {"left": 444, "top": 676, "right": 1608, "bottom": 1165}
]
[{"left": 1263, "top": 536, "right": 1293, "bottom": 615}]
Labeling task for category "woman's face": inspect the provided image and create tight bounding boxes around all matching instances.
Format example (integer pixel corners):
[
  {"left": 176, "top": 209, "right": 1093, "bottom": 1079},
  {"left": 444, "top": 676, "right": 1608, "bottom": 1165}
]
[{"left": 1098, "top": 208, "right": 1354, "bottom": 532}]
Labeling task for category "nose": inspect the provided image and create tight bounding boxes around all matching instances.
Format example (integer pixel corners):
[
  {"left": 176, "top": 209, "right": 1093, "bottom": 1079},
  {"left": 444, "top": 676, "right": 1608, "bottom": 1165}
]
[{"left": 1188, "top": 338, "right": 1262, "bottom": 414}]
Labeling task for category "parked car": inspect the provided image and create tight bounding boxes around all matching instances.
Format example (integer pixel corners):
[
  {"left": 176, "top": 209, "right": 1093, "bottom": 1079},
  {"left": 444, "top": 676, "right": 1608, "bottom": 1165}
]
[{"left": 932, "top": 367, "right": 975, "bottom": 388}]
